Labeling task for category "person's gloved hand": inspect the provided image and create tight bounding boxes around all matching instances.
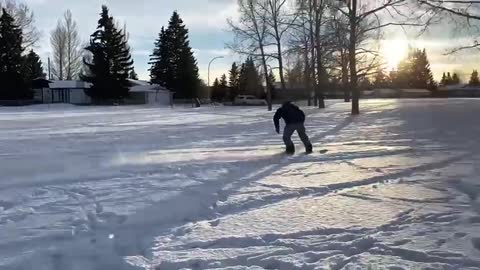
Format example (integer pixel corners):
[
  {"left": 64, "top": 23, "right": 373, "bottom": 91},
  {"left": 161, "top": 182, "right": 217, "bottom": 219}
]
[{"left": 275, "top": 127, "right": 280, "bottom": 134}]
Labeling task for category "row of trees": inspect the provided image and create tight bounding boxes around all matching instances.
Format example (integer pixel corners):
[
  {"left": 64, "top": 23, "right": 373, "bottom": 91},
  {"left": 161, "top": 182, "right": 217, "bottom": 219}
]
[
  {"left": 0, "top": 8, "right": 43, "bottom": 100},
  {"left": 440, "top": 72, "right": 461, "bottom": 86},
  {"left": 373, "top": 48, "right": 436, "bottom": 90},
  {"left": 442, "top": 70, "right": 480, "bottom": 86},
  {"left": 211, "top": 57, "right": 276, "bottom": 102},
  {"left": 1, "top": 0, "right": 201, "bottom": 101},
  {"left": 227, "top": 0, "right": 480, "bottom": 114}
]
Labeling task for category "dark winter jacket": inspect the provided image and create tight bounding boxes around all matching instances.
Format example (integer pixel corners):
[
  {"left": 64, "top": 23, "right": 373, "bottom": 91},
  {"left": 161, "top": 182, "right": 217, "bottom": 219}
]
[{"left": 273, "top": 102, "right": 306, "bottom": 130}]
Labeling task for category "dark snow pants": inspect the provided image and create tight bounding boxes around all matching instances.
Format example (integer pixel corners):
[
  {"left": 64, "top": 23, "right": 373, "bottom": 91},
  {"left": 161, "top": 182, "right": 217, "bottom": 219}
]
[{"left": 283, "top": 123, "right": 312, "bottom": 153}]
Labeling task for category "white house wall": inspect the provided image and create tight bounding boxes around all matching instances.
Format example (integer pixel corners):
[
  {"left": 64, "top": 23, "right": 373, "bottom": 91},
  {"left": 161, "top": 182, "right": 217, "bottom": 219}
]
[{"left": 147, "top": 92, "right": 170, "bottom": 105}]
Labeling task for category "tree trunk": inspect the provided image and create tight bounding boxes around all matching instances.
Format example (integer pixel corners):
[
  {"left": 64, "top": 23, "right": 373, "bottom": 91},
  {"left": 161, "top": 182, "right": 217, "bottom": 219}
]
[
  {"left": 274, "top": 32, "right": 286, "bottom": 91},
  {"left": 304, "top": 44, "right": 311, "bottom": 106},
  {"left": 276, "top": 40, "right": 287, "bottom": 91},
  {"left": 341, "top": 51, "right": 350, "bottom": 102},
  {"left": 259, "top": 45, "right": 272, "bottom": 111},
  {"left": 349, "top": 0, "right": 359, "bottom": 115},
  {"left": 315, "top": 9, "right": 325, "bottom": 109},
  {"left": 309, "top": 0, "right": 317, "bottom": 107}
]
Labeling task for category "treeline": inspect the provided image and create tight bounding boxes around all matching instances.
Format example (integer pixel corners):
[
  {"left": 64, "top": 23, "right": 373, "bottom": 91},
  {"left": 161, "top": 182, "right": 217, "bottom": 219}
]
[
  {"left": 226, "top": 0, "right": 480, "bottom": 114},
  {"left": 371, "top": 48, "right": 436, "bottom": 90},
  {"left": 83, "top": 7, "right": 200, "bottom": 102},
  {"left": 211, "top": 57, "right": 275, "bottom": 102},
  {"left": 0, "top": 8, "right": 43, "bottom": 100},
  {"left": 0, "top": 2, "right": 201, "bottom": 102}
]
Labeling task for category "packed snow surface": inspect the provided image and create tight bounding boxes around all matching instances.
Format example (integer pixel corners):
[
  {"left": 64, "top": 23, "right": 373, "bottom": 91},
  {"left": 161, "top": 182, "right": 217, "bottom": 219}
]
[{"left": 0, "top": 99, "right": 479, "bottom": 270}]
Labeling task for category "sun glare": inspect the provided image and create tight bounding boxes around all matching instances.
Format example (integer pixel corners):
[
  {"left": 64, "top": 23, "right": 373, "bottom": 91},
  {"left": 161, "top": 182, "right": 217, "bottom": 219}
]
[{"left": 382, "top": 39, "right": 408, "bottom": 71}]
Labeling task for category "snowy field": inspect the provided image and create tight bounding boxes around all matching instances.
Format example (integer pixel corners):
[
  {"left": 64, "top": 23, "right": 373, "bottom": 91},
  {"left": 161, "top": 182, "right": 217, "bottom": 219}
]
[{"left": 0, "top": 99, "right": 480, "bottom": 270}]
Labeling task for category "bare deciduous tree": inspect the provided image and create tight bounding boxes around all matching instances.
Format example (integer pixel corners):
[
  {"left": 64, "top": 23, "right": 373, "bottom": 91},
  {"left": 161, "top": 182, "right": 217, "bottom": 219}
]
[
  {"left": 228, "top": 0, "right": 274, "bottom": 111},
  {"left": 258, "top": 0, "right": 299, "bottom": 91},
  {"left": 50, "top": 10, "right": 82, "bottom": 80},
  {"left": 334, "top": 0, "right": 422, "bottom": 114},
  {"left": 0, "top": 0, "right": 40, "bottom": 48},
  {"left": 51, "top": 22, "right": 67, "bottom": 80},
  {"left": 418, "top": 0, "right": 480, "bottom": 53}
]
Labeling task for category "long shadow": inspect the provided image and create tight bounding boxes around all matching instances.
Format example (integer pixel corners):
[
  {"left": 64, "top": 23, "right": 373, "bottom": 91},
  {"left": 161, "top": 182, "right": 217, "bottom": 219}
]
[{"left": 213, "top": 153, "right": 471, "bottom": 220}]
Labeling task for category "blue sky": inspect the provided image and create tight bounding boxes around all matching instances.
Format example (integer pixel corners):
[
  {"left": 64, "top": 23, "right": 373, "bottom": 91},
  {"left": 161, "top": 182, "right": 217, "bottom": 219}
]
[
  {"left": 24, "top": 0, "right": 480, "bottom": 83},
  {"left": 27, "top": 0, "right": 239, "bottom": 83}
]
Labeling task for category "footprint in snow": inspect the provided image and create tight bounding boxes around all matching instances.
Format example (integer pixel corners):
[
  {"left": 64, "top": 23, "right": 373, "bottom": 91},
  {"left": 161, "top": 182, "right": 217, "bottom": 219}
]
[{"left": 209, "top": 219, "right": 220, "bottom": 227}]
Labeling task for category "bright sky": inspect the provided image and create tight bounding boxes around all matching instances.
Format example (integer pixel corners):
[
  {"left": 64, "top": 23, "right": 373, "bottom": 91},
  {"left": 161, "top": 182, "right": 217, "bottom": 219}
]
[
  {"left": 24, "top": 0, "right": 480, "bottom": 83},
  {"left": 26, "top": 0, "right": 239, "bottom": 84}
]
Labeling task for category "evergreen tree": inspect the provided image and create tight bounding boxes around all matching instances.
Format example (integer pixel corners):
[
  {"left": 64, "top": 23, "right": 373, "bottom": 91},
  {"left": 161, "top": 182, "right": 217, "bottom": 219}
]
[
  {"left": 0, "top": 8, "right": 29, "bottom": 99},
  {"left": 220, "top": 74, "right": 228, "bottom": 89},
  {"left": 82, "top": 5, "right": 133, "bottom": 101},
  {"left": 394, "top": 48, "right": 435, "bottom": 90},
  {"left": 22, "top": 49, "right": 43, "bottom": 84},
  {"left": 452, "top": 73, "right": 460, "bottom": 85},
  {"left": 441, "top": 72, "right": 447, "bottom": 86},
  {"left": 211, "top": 78, "right": 222, "bottom": 102},
  {"left": 411, "top": 49, "right": 435, "bottom": 90},
  {"left": 128, "top": 69, "right": 138, "bottom": 80},
  {"left": 238, "top": 57, "right": 262, "bottom": 97},
  {"left": 149, "top": 12, "right": 200, "bottom": 99},
  {"left": 149, "top": 27, "right": 169, "bottom": 86},
  {"left": 469, "top": 70, "right": 480, "bottom": 86},
  {"left": 447, "top": 72, "right": 452, "bottom": 85},
  {"left": 228, "top": 62, "right": 240, "bottom": 100}
]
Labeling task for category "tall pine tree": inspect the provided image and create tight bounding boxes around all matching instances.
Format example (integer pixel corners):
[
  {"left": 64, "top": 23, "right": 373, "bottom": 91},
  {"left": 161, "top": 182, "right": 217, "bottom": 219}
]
[
  {"left": 238, "top": 57, "right": 262, "bottom": 97},
  {"left": 22, "top": 49, "right": 43, "bottom": 84},
  {"left": 212, "top": 74, "right": 228, "bottom": 102},
  {"left": 447, "top": 72, "right": 453, "bottom": 85},
  {"left": 128, "top": 69, "right": 138, "bottom": 80},
  {"left": 0, "top": 8, "right": 29, "bottom": 99},
  {"left": 469, "top": 70, "right": 480, "bottom": 86},
  {"left": 82, "top": 5, "right": 133, "bottom": 101},
  {"left": 441, "top": 72, "right": 447, "bottom": 86},
  {"left": 394, "top": 48, "right": 435, "bottom": 90},
  {"left": 452, "top": 73, "right": 460, "bottom": 85},
  {"left": 228, "top": 62, "right": 240, "bottom": 101},
  {"left": 411, "top": 49, "right": 435, "bottom": 90},
  {"left": 211, "top": 78, "right": 221, "bottom": 101},
  {"left": 149, "top": 12, "right": 200, "bottom": 99},
  {"left": 149, "top": 27, "right": 169, "bottom": 86}
]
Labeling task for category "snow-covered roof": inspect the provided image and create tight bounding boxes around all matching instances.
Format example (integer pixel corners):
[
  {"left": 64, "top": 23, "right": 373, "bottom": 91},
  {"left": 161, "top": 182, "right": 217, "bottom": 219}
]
[
  {"left": 439, "top": 84, "right": 480, "bottom": 91},
  {"left": 47, "top": 79, "right": 170, "bottom": 92},
  {"left": 128, "top": 79, "right": 170, "bottom": 93},
  {"left": 129, "top": 84, "right": 169, "bottom": 93},
  {"left": 49, "top": 80, "right": 91, "bottom": 89},
  {"left": 128, "top": 79, "right": 152, "bottom": 86}
]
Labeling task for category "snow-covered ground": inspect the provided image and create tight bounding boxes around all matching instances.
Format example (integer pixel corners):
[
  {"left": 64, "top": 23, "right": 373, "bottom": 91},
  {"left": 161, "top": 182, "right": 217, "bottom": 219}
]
[{"left": 1, "top": 99, "right": 479, "bottom": 270}]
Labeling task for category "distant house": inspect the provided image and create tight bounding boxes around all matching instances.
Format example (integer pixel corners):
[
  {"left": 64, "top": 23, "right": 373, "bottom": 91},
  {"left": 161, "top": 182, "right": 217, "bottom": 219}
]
[
  {"left": 33, "top": 80, "right": 92, "bottom": 105},
  {"left": 437, "top": 84, "right": 480, "bottom": 97},
  {"left": 33, "top": 79, "right": 173, "bottom": 106},
  {"left": 127, "top": 79, "right": 173, "bottom": 106}
]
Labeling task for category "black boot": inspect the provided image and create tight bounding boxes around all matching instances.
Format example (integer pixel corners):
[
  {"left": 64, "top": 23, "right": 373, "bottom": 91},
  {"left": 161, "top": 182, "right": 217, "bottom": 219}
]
[
  {"left": 305, "top": 144, "right": 313, "bottom": 154},
  {"left": 285, "top": 144, "right": 295, "bottom": 155}
]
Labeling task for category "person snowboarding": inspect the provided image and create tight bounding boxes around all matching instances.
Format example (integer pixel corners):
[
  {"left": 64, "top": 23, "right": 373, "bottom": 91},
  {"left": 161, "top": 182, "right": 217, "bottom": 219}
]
[{"left": 274, "top": 101, "right": 313, "bottom": 155}]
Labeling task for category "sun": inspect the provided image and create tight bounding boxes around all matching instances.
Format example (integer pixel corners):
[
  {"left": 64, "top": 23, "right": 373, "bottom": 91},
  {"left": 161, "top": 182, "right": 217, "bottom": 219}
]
[{"left": 382, "top": 39, "right": 408, "bottom": 71}]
